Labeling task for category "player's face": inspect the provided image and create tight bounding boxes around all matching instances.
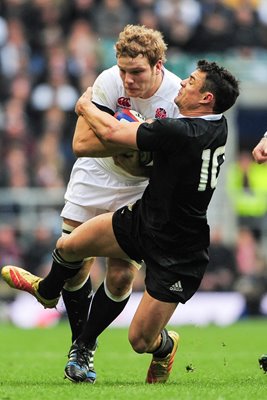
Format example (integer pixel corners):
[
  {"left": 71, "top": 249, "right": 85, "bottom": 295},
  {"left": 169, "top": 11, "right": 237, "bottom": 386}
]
[
  {"left": 117, "top": 55, "right": 163, "bottom": 99},
  {"left": 175, "top": 69, "right": 211, "bottom": 114}
]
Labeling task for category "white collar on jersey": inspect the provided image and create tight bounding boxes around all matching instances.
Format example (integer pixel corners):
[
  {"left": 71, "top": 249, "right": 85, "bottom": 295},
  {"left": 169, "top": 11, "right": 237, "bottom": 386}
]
[{"left": 179, "top": 113, "right": 223, "bottom": 121}]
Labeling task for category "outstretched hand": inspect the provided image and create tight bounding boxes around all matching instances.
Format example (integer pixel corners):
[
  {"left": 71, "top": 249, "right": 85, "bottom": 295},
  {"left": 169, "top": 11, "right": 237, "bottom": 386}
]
[
  {"left": 252, "top": 137, "right": 267, "bottom": 164},
  {"left": 75, "top": 87, "right": 93, "bottom": 116}
]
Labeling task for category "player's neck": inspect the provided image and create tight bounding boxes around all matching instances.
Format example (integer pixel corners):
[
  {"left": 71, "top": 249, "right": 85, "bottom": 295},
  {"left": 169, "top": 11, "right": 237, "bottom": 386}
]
[{"left": 180, "top": 107, "right": 215, "bottom": 117}]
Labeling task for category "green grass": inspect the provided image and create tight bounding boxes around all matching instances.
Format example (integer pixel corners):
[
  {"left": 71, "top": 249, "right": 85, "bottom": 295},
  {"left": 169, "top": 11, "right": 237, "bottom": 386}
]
[{"left": 0, "top": 319, "right": 266, "bottom": 400}]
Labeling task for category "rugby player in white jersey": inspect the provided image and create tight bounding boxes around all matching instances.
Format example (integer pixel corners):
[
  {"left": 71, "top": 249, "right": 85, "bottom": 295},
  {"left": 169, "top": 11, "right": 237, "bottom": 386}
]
[{"left": 1, "top": 24, "right": 181, "bottom": 382}]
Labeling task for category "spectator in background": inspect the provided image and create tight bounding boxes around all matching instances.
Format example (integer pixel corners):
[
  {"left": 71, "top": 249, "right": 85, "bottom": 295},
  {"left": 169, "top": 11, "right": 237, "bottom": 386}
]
[
  {"left": 2, "top": 97, "right": 31, "bottom": 144},
  {"left": 155, "top": 0, "right": 201, "bottom": 52},
  {"left": 0, "top": 17, "right": 30, "bottom": 79},
  {"left": 129, "top": 0, "right": 155, "bottom": 11},
  {"left": 33, "top": 130, "right": 66, "bottom": 188},
  {"left": 1, "top": 146, "right": 32, "bottom": 188},
  {"left": 23, "top": 224, "right": 58, "bottom": 275},
  {"left": 227, "top": 150, "right": 267, "bottom": 241},
  {"left": 66, "top": 19, "right": 101, "bottom": 89},
  {"left": 94, "top": 0, "right": 135, "bottom": 39},
  {"left": 0, "top": 15, "right": 32, "bottom": 106},
  {"left": 27, "top": 0, "right": 65, "bottom": 51},
  {"left": 39, "top": 106, "right": 76, "bottom": 173},
  {"left": 62, "top": 0, "right": 96, "bottom": 30},
  {"left": 200, "top": 227, "right": 237, "bottom": 292},
  {"left": 188, "top": 2, "right": 235, "bottom": 53},
  {"left": 9, "top": 73, "right": 32, "bottom": 110},
  {"left": 31, "top": 43, "right": 79, "bottom": 114},
  {"left": 231, "top": 3, "right": 264, "bottom": 52},
  {"left": 257, "top": 0, "right": 267, "bottom": 48},
  {"left": 0, "top": 96, "right": 35, "bottom": 188},
  {"left": 0, "top": 15, "right": 9, "bottom": 101},
  {"left": 234, "top": 226, "right": 267, "bottom": 315},
  {"left": 136, "top": 7, "right": 160, "bottom": 30},
  {"left": 0, "top": 224, "right": 23, "bottom": 267}
]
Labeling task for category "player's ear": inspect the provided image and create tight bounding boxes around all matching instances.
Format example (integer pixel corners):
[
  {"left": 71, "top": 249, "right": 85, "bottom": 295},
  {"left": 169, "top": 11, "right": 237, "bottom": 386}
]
[
  {"left": 201, "top": 92, "right": 214, "bottom": 104},
  {"left": 155, "top": 60, "right": 163, "bottom": 74}
]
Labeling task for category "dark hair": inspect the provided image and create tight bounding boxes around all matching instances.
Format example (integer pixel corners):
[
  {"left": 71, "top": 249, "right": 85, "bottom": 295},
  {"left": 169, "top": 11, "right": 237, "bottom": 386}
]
[{"left": 197, "top": 59, "right": 240, "bottom": 113}]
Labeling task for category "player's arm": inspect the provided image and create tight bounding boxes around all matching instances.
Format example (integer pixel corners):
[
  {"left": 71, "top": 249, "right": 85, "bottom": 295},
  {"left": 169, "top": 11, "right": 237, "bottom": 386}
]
[
  {"left": 75, "top": 87, "right": 141, "bottom": 149},
  {"left": 72, "top": 115, "right": 130, "bottom": 157},
  {"left": 252, "top": 133, "right": 267, "bottom": 164}
]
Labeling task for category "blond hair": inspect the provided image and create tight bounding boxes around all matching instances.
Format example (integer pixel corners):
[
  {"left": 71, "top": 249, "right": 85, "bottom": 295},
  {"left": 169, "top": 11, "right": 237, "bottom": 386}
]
[{"left": 115, "top": 25, "right": 167, "bottom": 66}]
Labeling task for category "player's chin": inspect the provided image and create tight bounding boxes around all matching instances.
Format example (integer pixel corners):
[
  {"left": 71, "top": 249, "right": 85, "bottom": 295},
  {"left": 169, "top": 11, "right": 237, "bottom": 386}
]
[
  {"left": 174, "top": 97, "right": 180, "bottom": 107},
  {"left": 125, "top": 88, "right": 141, "bottom": 97}
]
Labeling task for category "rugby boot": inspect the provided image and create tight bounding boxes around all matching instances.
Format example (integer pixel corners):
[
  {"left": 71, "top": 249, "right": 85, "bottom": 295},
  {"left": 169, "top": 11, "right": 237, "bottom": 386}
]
[
  {"left": 146, "top": 331, "right": 180, "bottom": 384},
  {"left": 1, "top": 265, "right": 59, "bottom": 308},
  {"left": 64, "top": 340, "right": 97, "bottom": 383}
]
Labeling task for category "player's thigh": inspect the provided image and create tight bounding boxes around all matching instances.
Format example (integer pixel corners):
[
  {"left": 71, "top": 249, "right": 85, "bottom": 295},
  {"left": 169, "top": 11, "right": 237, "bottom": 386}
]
[{"left": 58, "top": 212, "right": 128, "bottom": 260}]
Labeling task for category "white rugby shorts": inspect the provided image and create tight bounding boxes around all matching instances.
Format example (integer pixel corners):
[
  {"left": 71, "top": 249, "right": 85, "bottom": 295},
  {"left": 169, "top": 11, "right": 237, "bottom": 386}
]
[{"left": 61, "top": 158, "right": 148, "bottom": 223}]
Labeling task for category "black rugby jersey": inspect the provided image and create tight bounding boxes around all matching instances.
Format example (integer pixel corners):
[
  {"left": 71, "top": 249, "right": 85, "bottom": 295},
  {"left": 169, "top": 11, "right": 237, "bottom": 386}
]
[{"left": 134, "top": 116, "right": 227, "bottom": 260}]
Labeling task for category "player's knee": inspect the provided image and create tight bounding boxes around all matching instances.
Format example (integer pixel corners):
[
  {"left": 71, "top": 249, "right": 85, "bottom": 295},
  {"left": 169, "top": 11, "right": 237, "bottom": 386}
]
[
  {"left": 106, "top": 264, "right": 135, "bottom": 295},
  {"left": 65, "top": 259, "right": 94, "bottom": 289},
  {"left": 56, "top": 236, "right": 80, "bottom": 261},
  {"left": 128, "top": 331, "right": 149, "bottom": 354},
  {"left": 110, "top": 267, "right": 134, "bottom": 286}
]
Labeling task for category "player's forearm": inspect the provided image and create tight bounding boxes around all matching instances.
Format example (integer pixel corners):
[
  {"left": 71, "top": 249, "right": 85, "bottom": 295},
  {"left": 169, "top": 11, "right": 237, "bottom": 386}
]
[
  {"left": 75, "top": 87, "right": 138, "bottom": 148},
  {"left": 83, "top": 104, "right": 139, "bottom": 148},
  {"left": 75, "top": 90, "right": 117, "bottom": 141},
  {"left": 73, "top": 116, "right": 126, "bottom": 157}
]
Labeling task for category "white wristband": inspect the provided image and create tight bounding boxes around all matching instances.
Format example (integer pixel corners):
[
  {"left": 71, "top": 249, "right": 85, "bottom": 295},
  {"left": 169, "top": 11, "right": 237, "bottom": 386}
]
[{"left": 264, "top": 131, "right": 267, "bottom": 138}]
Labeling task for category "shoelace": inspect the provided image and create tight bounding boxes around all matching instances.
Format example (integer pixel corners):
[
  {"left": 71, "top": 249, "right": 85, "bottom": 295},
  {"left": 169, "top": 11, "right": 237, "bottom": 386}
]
[{"left": 69, "top": 345, "right": 91, "bottom": 368}]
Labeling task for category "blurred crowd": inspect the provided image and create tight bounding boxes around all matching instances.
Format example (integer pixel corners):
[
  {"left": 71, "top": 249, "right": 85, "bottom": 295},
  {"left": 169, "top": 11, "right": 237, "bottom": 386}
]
[{"left": 1, "top": 0, "right": 267, "bottom": 316}]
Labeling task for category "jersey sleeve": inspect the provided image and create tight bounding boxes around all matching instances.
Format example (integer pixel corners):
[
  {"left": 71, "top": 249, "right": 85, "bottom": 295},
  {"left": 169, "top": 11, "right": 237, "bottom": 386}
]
[
  {"left": 91, "top": 67, "right": 121, "bottom": 113},
  {"left": 137, "top": 118, "right": 188, "bottom": 152}
]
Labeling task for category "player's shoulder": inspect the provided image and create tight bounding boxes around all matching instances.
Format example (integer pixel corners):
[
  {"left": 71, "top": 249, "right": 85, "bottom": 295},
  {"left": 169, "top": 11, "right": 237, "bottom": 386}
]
[
  {"left": 157, "top": 67, "right": 181, "bottom": 103},
  {"left": 98, "top": 65, "right": 120, "bottom": 78},
  {"left": 162, "top": 67, "right": 182, "bottom": 87},
  {"left": 94, "top": 65, "right": 121, "bottom": 85},
  {"left": 93, "top": 65, "right": 123, "bottom": 101}
]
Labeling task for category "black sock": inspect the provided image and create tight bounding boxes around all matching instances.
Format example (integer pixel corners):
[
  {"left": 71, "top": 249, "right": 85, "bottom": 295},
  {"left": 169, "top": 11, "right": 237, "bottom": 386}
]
[
  {"left": 62, "top": 277, "right": 93, "bottom": 343},
  {"left": 152, "top": 330, "right": 173, "bottom": 358},
  {"left": 77, "top": 282, "right": 130, "bottom": 347},
  {"left": 38, "top": 260, "right": 82, "bottom": 300}
]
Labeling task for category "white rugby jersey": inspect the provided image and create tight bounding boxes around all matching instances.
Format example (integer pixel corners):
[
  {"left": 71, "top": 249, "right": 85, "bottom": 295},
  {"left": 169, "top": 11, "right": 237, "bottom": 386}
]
[
  {"left": 92, "top": 65, "right": 181, "bottom": 178},
  {"left": 64, "top": 65, "right": 181, "bottom": 207}
]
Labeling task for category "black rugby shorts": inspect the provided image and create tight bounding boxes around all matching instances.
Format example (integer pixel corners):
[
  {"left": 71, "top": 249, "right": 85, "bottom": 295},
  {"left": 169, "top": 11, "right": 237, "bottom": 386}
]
[{"left": 112, "top": 204, "right": 209, "bottom": 303}]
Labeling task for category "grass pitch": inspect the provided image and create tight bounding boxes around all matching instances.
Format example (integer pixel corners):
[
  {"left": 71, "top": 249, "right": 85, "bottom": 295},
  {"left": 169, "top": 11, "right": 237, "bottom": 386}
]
[{"left": 0, "top": 318, "right": 266, "bottom": 400}]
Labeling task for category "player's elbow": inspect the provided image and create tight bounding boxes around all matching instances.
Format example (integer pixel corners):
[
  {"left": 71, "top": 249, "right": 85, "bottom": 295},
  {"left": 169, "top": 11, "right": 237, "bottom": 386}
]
[
  {"left": 72, "top": 139, "right": 94, "bottom": 157},
  {"left": 73, "top": 142, "right": 86, "bottom": 157},
  {"left": 95, "top": 125, "right": 114, "bottom": 143}
]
